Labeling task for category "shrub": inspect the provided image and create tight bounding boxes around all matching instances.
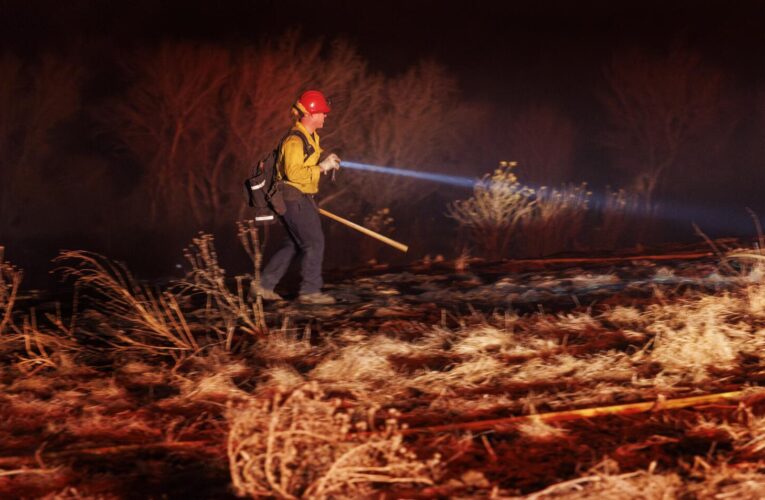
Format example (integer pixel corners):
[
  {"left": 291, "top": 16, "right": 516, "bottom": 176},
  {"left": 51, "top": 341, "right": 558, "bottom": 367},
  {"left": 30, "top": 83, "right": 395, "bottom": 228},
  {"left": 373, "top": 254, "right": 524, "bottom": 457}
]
[
  {"left": 447, "top": 162, "right": 535, "bottom": 259},
  {"left": 516, "top": 183, "right": 591, "bottom": 256},
  {"left": 227, "top": 384, "right": 439, "bottom": 498}
]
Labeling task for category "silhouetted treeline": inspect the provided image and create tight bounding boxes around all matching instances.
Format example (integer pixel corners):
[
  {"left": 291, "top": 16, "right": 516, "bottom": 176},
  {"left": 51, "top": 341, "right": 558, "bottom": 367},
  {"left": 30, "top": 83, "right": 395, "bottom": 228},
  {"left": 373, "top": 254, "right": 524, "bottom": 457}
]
[{"left": 1, "top": 33, "right": 763, "bottom": 285}]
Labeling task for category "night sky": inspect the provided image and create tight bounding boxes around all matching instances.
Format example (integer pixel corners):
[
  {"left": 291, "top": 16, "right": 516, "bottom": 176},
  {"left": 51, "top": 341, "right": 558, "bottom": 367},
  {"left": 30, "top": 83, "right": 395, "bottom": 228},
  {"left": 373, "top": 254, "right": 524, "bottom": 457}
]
[{"left": 6, "top": 1, "right": 765, "bottom": 90}]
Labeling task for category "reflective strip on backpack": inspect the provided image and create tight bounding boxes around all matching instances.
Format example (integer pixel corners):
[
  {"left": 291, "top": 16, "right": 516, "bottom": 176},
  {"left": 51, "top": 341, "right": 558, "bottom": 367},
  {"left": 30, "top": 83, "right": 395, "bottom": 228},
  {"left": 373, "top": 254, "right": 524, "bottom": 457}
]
[
  {"left": 255, "top": 215, "right": 275, "bottom": 221},
  {"left": 249, "top": 179, "right": 267, "bottom": 190}
]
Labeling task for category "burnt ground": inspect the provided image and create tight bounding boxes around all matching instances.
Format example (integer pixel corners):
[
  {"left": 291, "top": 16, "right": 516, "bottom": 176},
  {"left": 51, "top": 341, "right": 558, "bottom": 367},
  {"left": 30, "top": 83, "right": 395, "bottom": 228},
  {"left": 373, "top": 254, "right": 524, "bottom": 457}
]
[{"left": 3, "top": 241, "right": 765, "bottom": 498}]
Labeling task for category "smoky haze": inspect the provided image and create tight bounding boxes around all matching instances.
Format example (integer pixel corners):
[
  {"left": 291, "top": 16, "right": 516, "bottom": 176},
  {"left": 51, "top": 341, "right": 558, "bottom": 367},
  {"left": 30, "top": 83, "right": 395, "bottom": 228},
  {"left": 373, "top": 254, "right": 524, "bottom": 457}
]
[{"left": 2, "top": 0, "right": 765, "bottom": 286}]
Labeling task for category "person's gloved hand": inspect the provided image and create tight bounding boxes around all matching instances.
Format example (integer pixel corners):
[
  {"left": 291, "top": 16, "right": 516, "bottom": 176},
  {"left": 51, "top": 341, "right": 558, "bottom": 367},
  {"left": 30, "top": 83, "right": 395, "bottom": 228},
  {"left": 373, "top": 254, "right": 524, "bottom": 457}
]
[{"left": 319, "top": 153, "right": 341, "bottom": 173}]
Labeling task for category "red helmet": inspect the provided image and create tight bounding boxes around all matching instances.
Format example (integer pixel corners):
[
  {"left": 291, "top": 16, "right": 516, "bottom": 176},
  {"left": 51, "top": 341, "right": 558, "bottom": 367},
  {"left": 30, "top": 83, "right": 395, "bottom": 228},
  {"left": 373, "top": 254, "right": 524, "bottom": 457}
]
[{"left": 297, "top": 89, "right": 331, "bottom": 114}]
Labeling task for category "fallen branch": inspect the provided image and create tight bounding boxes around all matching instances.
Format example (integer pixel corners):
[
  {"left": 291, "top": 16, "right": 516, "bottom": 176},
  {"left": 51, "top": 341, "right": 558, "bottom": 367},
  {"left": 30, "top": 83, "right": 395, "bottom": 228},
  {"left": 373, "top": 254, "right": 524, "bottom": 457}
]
[
  {"left": 0, "top": 440, "right": 220, "bottom": 469},
  {"left": 509, "top": 251, "right": 713, "bottom": 267},
  {"left": 399, "top": 391, "right": 747, "bottom": 435},
  {"left": 0, "top": 467, "right": 58, "bottom": 477}
]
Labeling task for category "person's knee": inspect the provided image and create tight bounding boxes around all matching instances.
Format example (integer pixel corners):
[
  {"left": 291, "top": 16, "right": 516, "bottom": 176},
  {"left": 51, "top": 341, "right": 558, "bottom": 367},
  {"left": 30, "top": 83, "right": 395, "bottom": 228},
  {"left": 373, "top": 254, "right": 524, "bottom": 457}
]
[{"left": 299, "top": 240, "right": 322, "bottom": 254}]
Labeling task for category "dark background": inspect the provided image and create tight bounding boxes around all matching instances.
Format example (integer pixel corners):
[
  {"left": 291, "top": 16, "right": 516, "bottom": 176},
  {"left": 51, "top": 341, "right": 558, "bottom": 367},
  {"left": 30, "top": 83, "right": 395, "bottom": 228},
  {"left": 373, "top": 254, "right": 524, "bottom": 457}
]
[{"left": 3, "top": 0, "right": 765, "bottom": 286}]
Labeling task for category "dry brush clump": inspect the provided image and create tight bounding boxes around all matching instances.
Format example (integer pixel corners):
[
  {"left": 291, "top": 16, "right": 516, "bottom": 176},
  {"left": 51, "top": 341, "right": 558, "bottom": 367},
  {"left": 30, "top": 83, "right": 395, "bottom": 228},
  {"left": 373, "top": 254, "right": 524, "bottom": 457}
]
[
  {"left": 624, "top": 280, "right": 765, "bottom": 383},
  {"left": 593, "top": 188, "right": 657, "bottom": 249},
  {"left": 227, "top": 383, "right": 440, "bottom": 499},
  {"left": 55, "top": 250, "right": 200, "bottom": 360},
  {"left": 516, "top": 183, "right": 591, "bottom": 257},
  {"left": 0, "top": 247, "right": 79, "bottom": 373},
  {"left": 448, "top": 162, "right": 535, "bottom": 259},
  {"left": 179, "top": 232, "right": 264, "bottom": 345},
  {"left": 448, "top": 164, "right": 655, "bottom": 259},
  {"left": 53, "top": 230, "right": 266, "bottom": 362}
]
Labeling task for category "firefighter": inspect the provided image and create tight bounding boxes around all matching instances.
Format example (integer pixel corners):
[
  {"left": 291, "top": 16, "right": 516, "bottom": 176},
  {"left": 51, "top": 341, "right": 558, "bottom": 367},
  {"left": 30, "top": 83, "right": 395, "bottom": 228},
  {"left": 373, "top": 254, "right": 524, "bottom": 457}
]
[{"left": 255, "top": 90, "right": 340, "bottom": 305}]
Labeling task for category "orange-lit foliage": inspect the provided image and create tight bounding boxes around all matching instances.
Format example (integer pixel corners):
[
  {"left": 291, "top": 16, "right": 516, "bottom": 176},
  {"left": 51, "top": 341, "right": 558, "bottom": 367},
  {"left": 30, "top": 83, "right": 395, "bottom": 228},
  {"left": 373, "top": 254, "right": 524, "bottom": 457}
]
[
  {"left": 601, "top": 47, "right": 724, "bottom": 202},
  {"left": 449, "top": 164, "right": 658, "bottom": 259},
  {"left": 224, "top": 35, "right": 326, "bottom": 221},
  {"left": 100, "top": 43, "right": 232, "bottom": 229},
  {"left": 100, "top": 36, "right": 484, "bottom": 232},
  {"left": 332, "top": 62, "right": 485, "bottom": 212}
]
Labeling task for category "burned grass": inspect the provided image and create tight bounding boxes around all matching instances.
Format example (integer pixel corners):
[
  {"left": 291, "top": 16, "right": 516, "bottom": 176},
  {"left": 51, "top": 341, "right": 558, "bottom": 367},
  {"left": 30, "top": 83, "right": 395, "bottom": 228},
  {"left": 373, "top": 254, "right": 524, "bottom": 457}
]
[{"left": 4, "top": 238, "right": 765, "bottom": 497}]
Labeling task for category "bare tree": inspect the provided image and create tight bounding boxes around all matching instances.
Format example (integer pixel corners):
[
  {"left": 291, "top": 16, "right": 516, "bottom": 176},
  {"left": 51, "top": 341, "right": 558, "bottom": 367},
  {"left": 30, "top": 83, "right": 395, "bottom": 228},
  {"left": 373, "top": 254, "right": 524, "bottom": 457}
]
[
  {"left": 230, "top": 38, "right": 382, "bottom": 217},
  {"left": 323, "top": 61, "right": 484, "bottom": 213},
  {"left": 224, "top": 38, "right": 310, "bottom": 175},
  {"left": 99, "top": 43, "right": 231, "bottom": 228},
  {"left": 506, "top": 104, "right": 575, "bottom": 186},
  {"left": 101, "top": 37, "right": 374, "bottom": 230},
  {"left": 0, "top": 53, "right": 83, "bottom": 240},
  {"left": 601, "top": 47, "right": 724, "bottom": 202},
  {"left": 101, "top": 36, "right": 483, "bottom": 236}
]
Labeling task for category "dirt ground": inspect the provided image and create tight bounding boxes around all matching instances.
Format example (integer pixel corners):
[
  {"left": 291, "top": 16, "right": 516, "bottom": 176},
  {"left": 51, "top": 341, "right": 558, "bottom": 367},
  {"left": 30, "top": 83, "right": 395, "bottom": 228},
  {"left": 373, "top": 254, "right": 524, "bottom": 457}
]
[{"left": 3, "top": 241, "right": 765, "bottom": 498}]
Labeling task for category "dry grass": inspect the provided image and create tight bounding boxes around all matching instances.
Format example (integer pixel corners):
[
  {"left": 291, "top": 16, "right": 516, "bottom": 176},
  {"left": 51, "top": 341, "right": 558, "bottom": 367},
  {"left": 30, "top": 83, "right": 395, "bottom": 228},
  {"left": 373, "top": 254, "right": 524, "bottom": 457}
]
[
  {"left": 642, "top": 296, "right": 745, "bottom": 381},
  {"left": 254, "top": 326, "right": 315, "bottom": 362},
  {"left": 517, "top": 183, "right": 591, "bottom": 257},
  {"left": 516, "top": 415, "right": 569, "bottom": 442},
  {"left": 6, "top": 233, "right": 765, "bottom": 497},
  {"left": 504, "top": 459, "right": 765, "bottom": 500},
  {"left": 227, "top": 383, "right": 439, "bottom": 498},
  {"left": 55, "top": 250, "right": 199, "bottom": 360},
  {"left": 259, "top": 365, "right": 306, "bottom": 393},
  {"left": 180, "top": 232, "right": 263, "bottom": 344},
  {"left": 174, "top": 352, "right": 251, "bottom": 404},
  {"left": 52, "top": 232, "right": 266, "bottom": 362},
  {"left": 513, "top": 461, "right": 683, "bottom": 499}
]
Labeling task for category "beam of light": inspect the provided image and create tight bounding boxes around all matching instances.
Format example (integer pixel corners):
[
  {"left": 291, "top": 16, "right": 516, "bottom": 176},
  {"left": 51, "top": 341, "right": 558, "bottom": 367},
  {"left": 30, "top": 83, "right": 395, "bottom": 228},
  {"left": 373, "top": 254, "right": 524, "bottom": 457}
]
[
  {"left": 340, "top": 161, "right": 481, "bottom": 189},
  {"left": 339, "top": 160, "right": 757, "bottom": 236}
]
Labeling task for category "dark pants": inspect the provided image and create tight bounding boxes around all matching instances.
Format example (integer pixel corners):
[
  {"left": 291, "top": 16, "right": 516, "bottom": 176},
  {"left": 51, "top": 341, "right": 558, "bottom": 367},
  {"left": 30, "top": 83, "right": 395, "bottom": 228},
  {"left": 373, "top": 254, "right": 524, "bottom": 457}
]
[{"left": 261, "top": 194, "right": 324, "bottom": 295}]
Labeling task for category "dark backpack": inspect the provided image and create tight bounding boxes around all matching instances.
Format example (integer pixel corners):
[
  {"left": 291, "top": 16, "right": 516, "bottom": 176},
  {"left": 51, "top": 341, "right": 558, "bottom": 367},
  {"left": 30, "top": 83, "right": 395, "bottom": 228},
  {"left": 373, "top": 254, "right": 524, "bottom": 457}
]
[{"left": 244, "top": 130, "right": 314, "bottom": 224}]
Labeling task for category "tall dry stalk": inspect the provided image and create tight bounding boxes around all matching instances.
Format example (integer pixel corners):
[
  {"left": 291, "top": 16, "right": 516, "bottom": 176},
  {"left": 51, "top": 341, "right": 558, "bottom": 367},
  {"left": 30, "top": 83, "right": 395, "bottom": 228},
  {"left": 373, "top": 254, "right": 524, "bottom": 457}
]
[
  {"left": 237, "top": 220, "right": 266, "bottom": 331},
  {"left": 1, "top": 247, "right": 80, "bottom": 371},
  {"left": 180, "top": 232, "right": 264, "bottom": 345},
  {"left": 0, "top": 246, "right": 22, "bottom": 336}
]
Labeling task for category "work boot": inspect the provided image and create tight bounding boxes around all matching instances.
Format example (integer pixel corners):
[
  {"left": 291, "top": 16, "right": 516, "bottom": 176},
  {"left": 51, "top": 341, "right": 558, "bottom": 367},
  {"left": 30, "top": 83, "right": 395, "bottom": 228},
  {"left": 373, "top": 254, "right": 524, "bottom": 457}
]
[
  {"left": 297, "top": 292, "right": 336, "bottom": 305},
  {"left": 249, "top": 283, "right": 283, "bottom": 302}
]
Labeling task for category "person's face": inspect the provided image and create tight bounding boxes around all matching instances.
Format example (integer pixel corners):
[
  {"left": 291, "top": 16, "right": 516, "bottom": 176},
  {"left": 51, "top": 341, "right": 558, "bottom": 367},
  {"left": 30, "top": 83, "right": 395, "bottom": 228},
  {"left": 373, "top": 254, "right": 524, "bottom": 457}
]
[{"left": 306, "top": 112, "right": 326, "bottom": 130}]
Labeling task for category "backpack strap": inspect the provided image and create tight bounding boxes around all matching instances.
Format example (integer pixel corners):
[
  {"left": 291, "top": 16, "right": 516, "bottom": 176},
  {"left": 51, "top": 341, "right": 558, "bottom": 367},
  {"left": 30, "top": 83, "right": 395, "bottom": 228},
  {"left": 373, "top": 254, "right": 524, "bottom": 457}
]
[
  {"left": 287, "top": 130, "right": 315, "bottom": 161},
  {"left": 277, "top": 129, "right": 316, "bottom": 180}
]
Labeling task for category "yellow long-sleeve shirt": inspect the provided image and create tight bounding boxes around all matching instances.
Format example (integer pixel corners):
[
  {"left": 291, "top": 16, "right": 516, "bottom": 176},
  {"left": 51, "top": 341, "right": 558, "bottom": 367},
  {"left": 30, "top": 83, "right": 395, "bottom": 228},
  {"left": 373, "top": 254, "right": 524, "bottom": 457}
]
[{"left": 279, "top": 122, "right": 324, "bottom": 194}]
